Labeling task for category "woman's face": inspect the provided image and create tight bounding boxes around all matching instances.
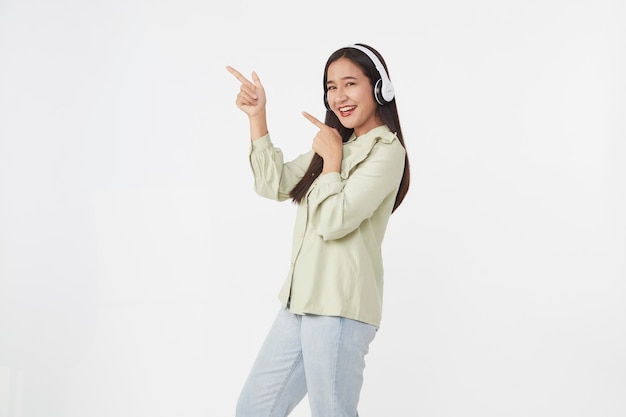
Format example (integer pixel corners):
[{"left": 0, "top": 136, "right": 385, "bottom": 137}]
[{"left": 326, "top": 57, "right": 382, "bottom": 136}]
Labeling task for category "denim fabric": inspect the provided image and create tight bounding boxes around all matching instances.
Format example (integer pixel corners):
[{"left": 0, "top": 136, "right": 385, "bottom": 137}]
[{"left": 236, "top": 308, "right": 378, "bottom": 417}]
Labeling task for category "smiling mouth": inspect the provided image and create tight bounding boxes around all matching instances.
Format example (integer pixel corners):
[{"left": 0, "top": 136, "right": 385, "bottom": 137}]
[{"left": 338, "top": 105, "right": 356, "bottom": 116}]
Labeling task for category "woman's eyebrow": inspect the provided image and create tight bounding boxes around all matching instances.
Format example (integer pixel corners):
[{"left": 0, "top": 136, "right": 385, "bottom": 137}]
[{"left": 326, "top": 75, "right": 358, "bottom": 85}]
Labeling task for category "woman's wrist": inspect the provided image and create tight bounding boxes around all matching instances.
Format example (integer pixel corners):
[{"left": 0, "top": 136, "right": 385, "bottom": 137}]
[
  {"left": 321, "top": 157, "right": 341, "bottom": 174},
  {"left": 249, "top": 112, "right": 268, "bottom": 141}
]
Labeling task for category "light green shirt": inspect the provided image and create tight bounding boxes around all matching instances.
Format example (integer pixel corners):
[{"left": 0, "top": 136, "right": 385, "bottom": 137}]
[{"left": 249, "top": 125, "right": 406, "bottom": 327}]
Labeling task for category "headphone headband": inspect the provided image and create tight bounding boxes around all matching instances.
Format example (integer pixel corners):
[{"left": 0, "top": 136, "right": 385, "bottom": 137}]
[{"left": 348, "top": 44, "right": 395, "bottom": 104}]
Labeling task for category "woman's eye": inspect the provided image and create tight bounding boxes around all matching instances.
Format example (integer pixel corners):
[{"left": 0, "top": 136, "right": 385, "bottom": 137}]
[{"left": 327, "top": 86, "right": 336, "bottom": 91}]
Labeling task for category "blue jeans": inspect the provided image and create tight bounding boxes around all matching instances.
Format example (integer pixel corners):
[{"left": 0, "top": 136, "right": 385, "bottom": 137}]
[{"left": 236, "top": 308, "right": 378, "bottom": 417}]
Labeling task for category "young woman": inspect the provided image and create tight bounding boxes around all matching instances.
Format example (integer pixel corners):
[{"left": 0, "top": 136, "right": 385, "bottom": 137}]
[{"left": 227, "top": 43, "right": 410, "bottom": 417}]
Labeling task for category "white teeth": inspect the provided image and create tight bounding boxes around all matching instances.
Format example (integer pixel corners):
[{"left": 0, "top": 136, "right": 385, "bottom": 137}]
[{"left": 339, "top": 106, "right": 355, "bottom": 112}]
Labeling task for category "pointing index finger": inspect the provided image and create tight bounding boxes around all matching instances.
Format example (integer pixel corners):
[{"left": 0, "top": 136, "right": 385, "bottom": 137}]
[
  {"left": 302, "top": 111, "right": 325, "bottom": 129},
  {"left": 226, "top": 66, "right": 253, "bottom": 87}
]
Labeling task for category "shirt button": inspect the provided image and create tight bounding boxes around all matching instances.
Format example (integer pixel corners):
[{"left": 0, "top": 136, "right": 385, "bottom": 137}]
[{"left": 299, "top": 233, "right": 304, "bottom": 238}]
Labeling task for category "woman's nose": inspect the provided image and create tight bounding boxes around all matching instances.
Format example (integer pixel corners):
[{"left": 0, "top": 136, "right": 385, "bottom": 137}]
[{"left": 335, "top": 87, "right": 347, "bottom": 102}]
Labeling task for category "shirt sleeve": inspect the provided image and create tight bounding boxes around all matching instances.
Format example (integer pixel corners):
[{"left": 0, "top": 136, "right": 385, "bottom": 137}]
[
  {"left": 307, "top": 139, "right": 406, "bottom": 240},
  {"left": 249, "top": 134, "right": 314, "bottom": 201}
]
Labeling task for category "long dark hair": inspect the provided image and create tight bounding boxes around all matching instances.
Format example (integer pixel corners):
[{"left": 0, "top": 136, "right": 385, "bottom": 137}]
[{"left": 289, "top": 43, "right": 410, "bottom": 213}]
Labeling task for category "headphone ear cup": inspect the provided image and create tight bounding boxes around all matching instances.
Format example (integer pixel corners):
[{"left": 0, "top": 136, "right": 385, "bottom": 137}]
[
  {"left": 374, "top": 78, "right": 395, "bottom": 105},
  {"left": 373, "top": 79, "right": 385, "bottom": 105}
]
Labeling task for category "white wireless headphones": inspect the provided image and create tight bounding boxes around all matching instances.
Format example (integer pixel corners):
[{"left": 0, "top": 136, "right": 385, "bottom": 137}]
[{"left": 325, "top": 44, "right": 395, "bottom": 111}]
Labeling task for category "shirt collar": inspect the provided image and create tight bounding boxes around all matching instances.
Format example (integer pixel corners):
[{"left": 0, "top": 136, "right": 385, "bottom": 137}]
[{"left": 345, "top": 125, "right": 396, "bottom": 145}]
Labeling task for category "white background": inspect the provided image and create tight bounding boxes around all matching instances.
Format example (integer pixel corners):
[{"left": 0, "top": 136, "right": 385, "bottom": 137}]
[{"left": 1, "top": 0, "right": 625, "bottom": 416}]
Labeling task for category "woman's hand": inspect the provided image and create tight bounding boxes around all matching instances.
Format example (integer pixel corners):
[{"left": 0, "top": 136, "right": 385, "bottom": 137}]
[
  {"left": 302, "top": 111, "right": 342, "bottom": 174},
  {"left": 227, "top": 66, "right": 268, "bottom": 140},
  {"left": 226, "top": 66, "right": 267, "bottom": 119}
]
